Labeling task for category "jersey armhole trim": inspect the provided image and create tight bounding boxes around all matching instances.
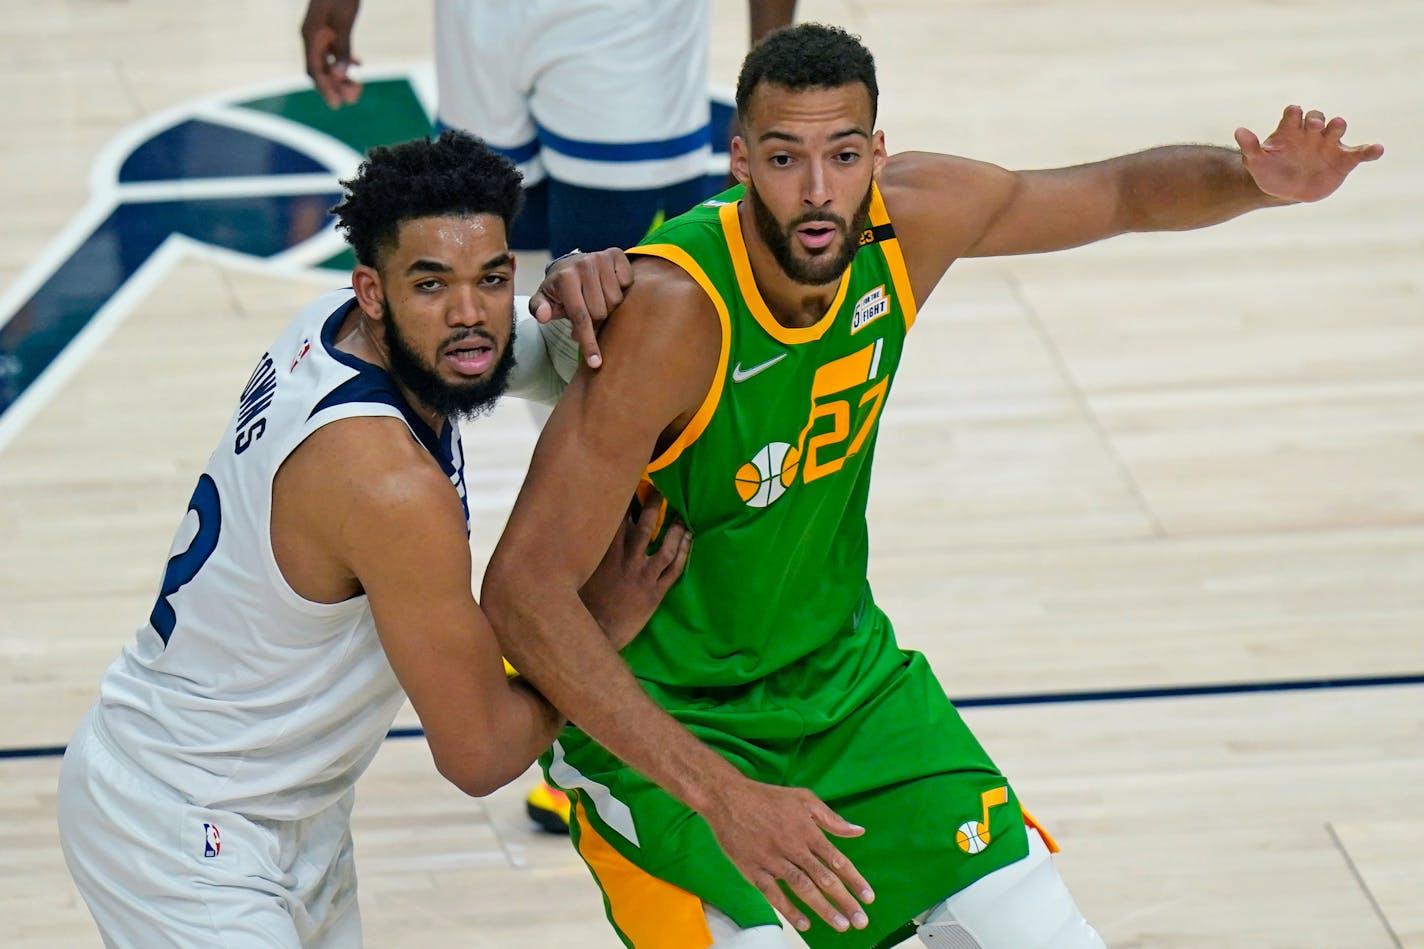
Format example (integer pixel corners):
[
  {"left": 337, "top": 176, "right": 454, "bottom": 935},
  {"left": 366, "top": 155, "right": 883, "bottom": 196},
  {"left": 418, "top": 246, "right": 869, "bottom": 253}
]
[
  {"left": 627, "top": 243, "right": 731, "bottom": 474},
  {"left": 869, "top": 183, "right": 919, "bottom": 331}
]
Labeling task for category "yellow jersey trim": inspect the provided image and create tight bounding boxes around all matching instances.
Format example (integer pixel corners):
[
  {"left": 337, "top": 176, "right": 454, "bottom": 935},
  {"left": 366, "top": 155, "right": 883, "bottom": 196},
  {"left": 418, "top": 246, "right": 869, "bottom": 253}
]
[
  {"left": 718, "top": 201, "right": 849, "bottom": 345},
  {"left": 628, "top": 243, "right": 732, "bottom": 474},
  {"left": 868, "top": 184, "right": 918, "bottom": 331}
]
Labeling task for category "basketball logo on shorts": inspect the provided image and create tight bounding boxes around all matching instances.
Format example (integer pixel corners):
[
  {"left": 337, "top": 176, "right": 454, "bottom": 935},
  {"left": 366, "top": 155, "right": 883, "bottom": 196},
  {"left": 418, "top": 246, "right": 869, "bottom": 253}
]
[
  {"left": 957, "top": 786, "right": 1008, "bottom": 855},
  {"left": 955, "top": 820, "right": 990, "bottom": 854},
  {"left": 203, "top": 822, "right": 221, "bottom": 858},
  {"left": 734, "top": 441, "right": 800, "bottom": 508}
]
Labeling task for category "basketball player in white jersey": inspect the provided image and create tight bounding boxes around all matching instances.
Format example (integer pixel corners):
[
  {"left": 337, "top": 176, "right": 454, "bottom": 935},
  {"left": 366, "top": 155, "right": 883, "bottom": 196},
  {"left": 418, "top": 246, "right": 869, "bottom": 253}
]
[{"left": 56, "top": 130, "right": 688, "bottom": 948}]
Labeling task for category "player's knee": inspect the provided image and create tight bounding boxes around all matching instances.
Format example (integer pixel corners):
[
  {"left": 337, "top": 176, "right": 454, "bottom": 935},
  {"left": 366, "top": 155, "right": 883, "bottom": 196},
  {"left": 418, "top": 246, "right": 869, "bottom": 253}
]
[
  {"left": 915, "top": 834, "right": 1104, "bottom": 949},
  {"left": 705, "top": 903, "right": 788, "bottom": 948}
]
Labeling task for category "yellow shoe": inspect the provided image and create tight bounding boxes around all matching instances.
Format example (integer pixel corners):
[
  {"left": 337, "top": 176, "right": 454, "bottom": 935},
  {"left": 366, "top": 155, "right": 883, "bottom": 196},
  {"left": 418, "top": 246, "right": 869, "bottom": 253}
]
[{"left": 526, "top": 781, "right": 571, "bottom": 834}]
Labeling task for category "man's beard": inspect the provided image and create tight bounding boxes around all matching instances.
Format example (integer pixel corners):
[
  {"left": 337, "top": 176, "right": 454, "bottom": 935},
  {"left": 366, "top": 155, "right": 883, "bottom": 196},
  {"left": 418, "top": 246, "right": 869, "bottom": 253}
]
[
  {"left": 748, "top": 180, "right": 874, "bottom": 286},
  {"left": 382, "top": 297, "right": 517, "bottom": 422}
]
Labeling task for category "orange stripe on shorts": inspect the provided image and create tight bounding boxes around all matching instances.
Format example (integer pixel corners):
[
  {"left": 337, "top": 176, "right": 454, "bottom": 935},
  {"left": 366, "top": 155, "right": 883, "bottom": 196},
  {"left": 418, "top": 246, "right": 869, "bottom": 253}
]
[{"left": 573, "top": 799, "right": 714, "bottom": 949}]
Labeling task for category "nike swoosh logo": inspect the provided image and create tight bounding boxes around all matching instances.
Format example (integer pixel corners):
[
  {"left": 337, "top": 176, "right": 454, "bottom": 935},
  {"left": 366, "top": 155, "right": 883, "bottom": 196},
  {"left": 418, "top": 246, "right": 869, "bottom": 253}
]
[{"left": 731, "top": 353, "right": 788, "bottom": 383}]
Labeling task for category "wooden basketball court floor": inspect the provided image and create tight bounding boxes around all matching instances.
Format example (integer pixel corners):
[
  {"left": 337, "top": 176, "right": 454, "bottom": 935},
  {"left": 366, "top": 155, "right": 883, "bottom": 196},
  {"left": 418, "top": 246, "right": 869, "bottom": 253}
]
[{"left": 2, "top": 1, "right": 1421, "bottom": 945}]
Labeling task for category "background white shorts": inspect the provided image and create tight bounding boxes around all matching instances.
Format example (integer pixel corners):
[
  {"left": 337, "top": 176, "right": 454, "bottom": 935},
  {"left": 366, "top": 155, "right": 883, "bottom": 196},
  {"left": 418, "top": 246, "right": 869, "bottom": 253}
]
[
  {"left": 56, "top": 707, "right": 360, "bottom": 948},
  {"left": 434, "top": 0, "right": 712, "bottom": 190}
]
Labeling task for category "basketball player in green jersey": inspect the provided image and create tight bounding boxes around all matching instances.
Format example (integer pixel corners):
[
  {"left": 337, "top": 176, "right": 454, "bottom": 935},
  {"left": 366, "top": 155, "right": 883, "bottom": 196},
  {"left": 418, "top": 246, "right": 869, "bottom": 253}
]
[{"left": 485, "top": 23, "right": 1382, "bottom": 949}]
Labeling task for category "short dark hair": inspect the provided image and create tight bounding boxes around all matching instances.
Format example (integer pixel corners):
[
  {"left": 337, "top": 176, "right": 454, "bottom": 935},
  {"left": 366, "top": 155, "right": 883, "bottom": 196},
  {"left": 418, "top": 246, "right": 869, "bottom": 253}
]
[
  {"left": 735, "top": 23, "right": 878, "bottom": 123},
  {"left": 331, "top": 130, "right": 524, "bottom": 268}
]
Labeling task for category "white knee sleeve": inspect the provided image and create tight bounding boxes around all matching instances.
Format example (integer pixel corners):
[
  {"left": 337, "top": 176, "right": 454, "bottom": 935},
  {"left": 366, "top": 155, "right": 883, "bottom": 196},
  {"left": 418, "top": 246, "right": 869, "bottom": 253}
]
[
  {"left": 916, "top": 831, "right": 1104, "bottom": 949},
  {"left": 705, "top": 904, "right": 788, "bottom": 948}
]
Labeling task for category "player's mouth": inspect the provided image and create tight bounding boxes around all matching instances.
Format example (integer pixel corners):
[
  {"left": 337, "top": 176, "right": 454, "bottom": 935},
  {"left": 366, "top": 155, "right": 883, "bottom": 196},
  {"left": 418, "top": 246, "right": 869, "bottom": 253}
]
[
  {"left": 442, "top": 336, "right": 497, "bottom": 376},
  {"left": 796, "top": 221, "right": 838, "bottom": 251}
]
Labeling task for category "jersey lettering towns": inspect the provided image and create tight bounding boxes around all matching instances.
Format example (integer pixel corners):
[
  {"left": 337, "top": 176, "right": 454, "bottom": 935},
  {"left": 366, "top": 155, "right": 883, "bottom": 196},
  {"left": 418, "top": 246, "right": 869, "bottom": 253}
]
[{"left": 94, "top": 288, "right": 468, "bottom": 821}]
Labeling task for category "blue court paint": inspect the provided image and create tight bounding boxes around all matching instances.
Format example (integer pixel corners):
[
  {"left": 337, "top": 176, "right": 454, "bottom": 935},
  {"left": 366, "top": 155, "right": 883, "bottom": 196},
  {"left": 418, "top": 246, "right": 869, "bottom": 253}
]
[
  {"left": 7, "top": 673, "right": 1421, "bottom": 760},
  {"left": 0, "top": 74, "right": 738, "bottom": 427},
  {"left": 119, "top": 119, "right": 329, "bottom": 182}
]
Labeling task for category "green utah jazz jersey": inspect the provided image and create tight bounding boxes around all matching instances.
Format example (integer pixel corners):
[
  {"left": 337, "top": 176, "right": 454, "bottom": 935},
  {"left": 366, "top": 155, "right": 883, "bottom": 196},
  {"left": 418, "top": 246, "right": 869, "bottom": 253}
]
[{"left": 625, "top": 183, "right": 917, "bottom": 692}]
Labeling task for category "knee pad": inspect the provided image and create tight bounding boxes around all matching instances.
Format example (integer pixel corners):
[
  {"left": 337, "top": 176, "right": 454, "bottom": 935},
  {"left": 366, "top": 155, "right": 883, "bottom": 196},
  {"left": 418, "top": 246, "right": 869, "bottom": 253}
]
[{"left": 916, "top": 832, "right": 1105, "bottom": 949}]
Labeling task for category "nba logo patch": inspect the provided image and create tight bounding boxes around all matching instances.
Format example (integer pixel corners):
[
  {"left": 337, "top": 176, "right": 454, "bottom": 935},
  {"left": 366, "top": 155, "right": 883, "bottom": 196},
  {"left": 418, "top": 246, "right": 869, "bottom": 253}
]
[
  {"left": 203, "top": 822, "right": 221, "bottom": 858},
  {"left": 290, "top": 337, "right": 311, "bottom": 372}
]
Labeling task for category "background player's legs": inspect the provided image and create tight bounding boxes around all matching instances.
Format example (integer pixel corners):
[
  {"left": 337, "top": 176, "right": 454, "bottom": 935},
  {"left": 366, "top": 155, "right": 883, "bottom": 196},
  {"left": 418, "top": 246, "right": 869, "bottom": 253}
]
[
  {"left": 915, "top": 831, "right": 1104, "bottom": 948},
  {"left": 545, "top": 176, "right": 712, "bottom": 258}
]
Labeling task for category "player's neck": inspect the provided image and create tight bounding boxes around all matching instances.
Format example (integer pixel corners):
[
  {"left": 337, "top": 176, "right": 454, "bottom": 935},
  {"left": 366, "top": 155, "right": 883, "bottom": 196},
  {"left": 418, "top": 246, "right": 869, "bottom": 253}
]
[
  {"left": 334, "top": 310, "right": 446, "bottom": 434},
  {"left": 739, "top": 216, "right": 845, "bottom": 329}
]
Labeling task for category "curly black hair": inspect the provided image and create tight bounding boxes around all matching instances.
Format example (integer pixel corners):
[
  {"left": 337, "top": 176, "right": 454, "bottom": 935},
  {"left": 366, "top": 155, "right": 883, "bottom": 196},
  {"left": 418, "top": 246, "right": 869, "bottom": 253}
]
[
  {"left": 735, "top": 23, "right": 878, "bottom": 123},
  {"left": 331, "top": 130, "right": 524, "bottom": 268}
]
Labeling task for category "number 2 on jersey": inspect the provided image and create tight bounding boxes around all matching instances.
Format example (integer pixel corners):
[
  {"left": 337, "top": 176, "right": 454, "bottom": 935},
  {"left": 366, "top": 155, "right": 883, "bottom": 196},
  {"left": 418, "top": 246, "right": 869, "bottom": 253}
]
[{"left": 149, "top": 474, "right": 222, "bottom": 645}]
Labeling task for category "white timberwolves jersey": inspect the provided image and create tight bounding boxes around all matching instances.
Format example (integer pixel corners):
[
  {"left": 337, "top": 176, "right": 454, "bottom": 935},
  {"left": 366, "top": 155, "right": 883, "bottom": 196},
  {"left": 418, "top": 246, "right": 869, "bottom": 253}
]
[{"left": 95, "top": 288, "right": 468, "bottom": 821}]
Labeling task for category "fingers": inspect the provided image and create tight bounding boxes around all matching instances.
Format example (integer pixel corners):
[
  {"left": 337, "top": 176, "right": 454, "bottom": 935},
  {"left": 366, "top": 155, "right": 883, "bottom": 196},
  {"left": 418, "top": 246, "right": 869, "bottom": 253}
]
[
  {"left": 1324, "top": 115, "right": 1347, "bottom": 143},
  {"left": 1233, "top": 126, "right": 1262, "bottom": 158},
  {"left": 302, "top": 26, "right": 361, "bottom": 108},
  {"left": 1348, "top": 141, "right": 1385, "bottom": 163},
  {"left": 767, "top": 862, "right": 866, "bottom": 934},
  {"left": 1279, "top": 103, "right": 1303, "bottom": 131},
  {"left": 528, "top": 292, "right": 554, "bottom": 324},
  {"left": 1304, "top": 108, "right": 1326, "bottom": 133},
  {"left": 629, "top": 492, "right": 663, "bottom": 551},
  {"left": 660, "top": 527, "right": 692, "bottom": 586}
]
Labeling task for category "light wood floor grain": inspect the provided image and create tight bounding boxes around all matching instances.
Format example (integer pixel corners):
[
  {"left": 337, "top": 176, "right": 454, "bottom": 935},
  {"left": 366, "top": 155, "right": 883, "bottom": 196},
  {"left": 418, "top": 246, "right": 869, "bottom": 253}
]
[{"left": 1, "top": 1, "right": 1419, "bottom": 946}]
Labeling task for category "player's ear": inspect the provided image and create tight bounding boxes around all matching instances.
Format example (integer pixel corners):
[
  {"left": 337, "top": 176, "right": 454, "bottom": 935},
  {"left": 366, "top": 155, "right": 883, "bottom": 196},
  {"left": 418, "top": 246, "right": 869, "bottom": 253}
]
[
  {"left": 872, "top": 130, "right": 887, "bottom": 180},
  {"left": 351, "top": 264, "right": 385, "bottom": 322},
  {"left": 731, "top": 135, "right": 751, "bottom": 186}
]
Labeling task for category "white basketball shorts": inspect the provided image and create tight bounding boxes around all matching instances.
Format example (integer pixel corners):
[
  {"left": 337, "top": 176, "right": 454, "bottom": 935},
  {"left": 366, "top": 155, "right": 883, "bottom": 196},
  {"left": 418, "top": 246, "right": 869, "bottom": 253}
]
[
  {"left": 434, "top": 0, "right": 712, "bottom": 190},
  {"left": 56, "top": 707, "right": 360, "bottom": 948}
]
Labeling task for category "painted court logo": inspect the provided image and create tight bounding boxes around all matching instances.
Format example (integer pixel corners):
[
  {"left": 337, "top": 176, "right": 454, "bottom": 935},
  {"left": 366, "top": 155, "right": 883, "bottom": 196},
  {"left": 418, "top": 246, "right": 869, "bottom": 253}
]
[
  {"left": 734, "top": 441, "right": 800, "bottom": 508},
  {"left": 203, "top": 822, "right": 221, "bottom": 858}
]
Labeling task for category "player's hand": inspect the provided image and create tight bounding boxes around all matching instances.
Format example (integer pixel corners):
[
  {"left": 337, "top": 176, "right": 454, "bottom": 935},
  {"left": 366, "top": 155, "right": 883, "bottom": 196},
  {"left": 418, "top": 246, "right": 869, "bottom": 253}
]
[
  {"left": 1235, "top": 105, "right": 1383, "bottom": 204},
  {"left": 580, "top": 490, "right": 691, "bottom": 649},
  {"left": 301, "top": 0, "right": 364, "bottom": 109},
  {"left": 701, "top": 777, "right": 873, "bottom": 935},
  {"left": 528, "top": 249, "right": 635, "bottom": 370}
]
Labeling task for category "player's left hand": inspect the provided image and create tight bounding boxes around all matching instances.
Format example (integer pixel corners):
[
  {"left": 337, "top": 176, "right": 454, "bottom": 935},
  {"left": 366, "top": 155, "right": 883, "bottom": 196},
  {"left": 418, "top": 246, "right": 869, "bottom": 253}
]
[
  {"left": 1235, "top": 105, "right": 1383, "bottom": 204},
  {"left": 529, "top": 249, "right": 634, "bottom": 370},
  {"left": 580, "top": 490, "right": 691, "bottom": 649}
]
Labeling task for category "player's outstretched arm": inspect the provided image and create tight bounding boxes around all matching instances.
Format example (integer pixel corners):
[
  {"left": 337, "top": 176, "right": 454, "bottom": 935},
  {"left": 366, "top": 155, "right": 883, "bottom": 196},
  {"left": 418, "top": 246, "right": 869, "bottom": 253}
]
[
  {"left": 484, "top": 260, "right": 874, "bottom": 936},
  {"left": 882, "top": 105, "right": 1382, "bottom": 300}
]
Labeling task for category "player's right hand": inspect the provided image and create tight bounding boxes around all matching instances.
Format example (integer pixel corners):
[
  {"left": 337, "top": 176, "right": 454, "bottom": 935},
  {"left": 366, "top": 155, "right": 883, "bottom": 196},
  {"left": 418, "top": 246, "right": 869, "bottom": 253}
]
[
  {"left": 301, "top": 0, "right": 363, "bottom": 109},
  {"left": 702, "top": 777, "right": 873, "bottom": 935},
  {"left": 529, "top": 248, "right": 635, "bottom": 370}
]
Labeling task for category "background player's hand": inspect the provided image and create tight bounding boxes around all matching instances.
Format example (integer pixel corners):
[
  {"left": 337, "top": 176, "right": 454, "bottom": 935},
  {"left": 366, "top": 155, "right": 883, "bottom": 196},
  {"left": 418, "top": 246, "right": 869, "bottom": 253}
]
[
  {"left": 702, "top": 778, "right": 873, "bottom": 935},
  {"left": 1235, "top": 105, "right": 1383, "bottom": 204},
  {"left": 301, "top": 0, "right": 363, "bottom": 109},
  {"left": 528, "top": 249, "right": 634, "bottom": 370},
  {"left": 580, "top": 490, "right": 691, "bottom": 649}
]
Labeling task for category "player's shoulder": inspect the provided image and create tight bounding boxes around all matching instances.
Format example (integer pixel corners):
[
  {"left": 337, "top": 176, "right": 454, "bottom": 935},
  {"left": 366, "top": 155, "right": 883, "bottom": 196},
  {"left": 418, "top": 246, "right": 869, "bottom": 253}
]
[
  {"left": 881, "top": 151, "right": 1013, "bottom": 210},
  {"left": 623, "top": 253, "right": 719, "bottom": 317},
  {"left": 287, "top": 415, "right": 457, "bottom": 516}
]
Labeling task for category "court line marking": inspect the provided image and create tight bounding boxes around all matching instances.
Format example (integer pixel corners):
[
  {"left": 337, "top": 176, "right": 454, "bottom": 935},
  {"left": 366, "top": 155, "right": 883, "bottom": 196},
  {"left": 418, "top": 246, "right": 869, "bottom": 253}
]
[{"left": 6, "top": 671, "right": 1421, "bottom": 761}]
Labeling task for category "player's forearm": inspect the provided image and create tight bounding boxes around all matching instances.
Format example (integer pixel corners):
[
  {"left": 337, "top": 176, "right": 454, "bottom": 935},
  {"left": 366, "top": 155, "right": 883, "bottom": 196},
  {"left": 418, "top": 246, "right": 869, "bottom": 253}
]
[
  {"left": 749, "top": 0, "right": 797, "bottom": 45},
  {"left": 487, "top": 588, "right": 744, "bottom": 813},
  {"left": 1114, "top": 145, "right": 1289, "bottom": 233},
  {"left": 502, "top": 308, "right": 567, "bottom": 406}
]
